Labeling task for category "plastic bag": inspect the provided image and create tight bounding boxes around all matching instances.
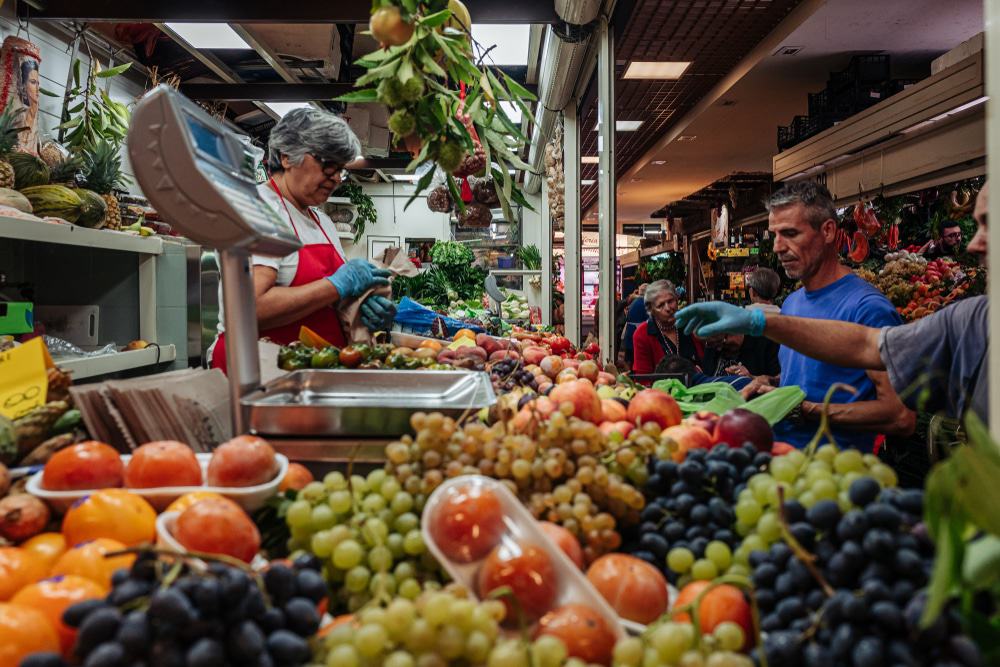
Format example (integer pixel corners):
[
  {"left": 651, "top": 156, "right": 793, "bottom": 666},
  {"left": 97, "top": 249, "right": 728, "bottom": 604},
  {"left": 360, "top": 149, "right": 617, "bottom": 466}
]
[
  {"left": 744, "top": 386, "right": 806, "bottom": 425},
  {"left": 651, "top": 378, "right": 805, "bottom": 425},
  {"left": 43, "top": 336, "right": 118, "bottom": 358},
  {"left": 651, "top": 379, "right": 746, "bottom": 416},
  {"left": 393, "top": 297, "right": 484, "bottom": 337}
]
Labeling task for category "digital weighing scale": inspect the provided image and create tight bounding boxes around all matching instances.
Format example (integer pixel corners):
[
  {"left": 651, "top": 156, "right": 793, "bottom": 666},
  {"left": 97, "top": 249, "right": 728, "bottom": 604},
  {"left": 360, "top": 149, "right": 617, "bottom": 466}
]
[
  {"left": 128, "top": 86, "right": 496, "bottom": 455},
  {"left": 128, "top": 85, "right": 301, "bottom": 433}
]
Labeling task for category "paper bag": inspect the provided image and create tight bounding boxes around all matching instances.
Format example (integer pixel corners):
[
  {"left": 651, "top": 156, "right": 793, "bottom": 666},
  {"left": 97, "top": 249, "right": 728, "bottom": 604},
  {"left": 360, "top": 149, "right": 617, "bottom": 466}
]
[{"left": 338, "top": 247, "right": 420, "bottom": 344}]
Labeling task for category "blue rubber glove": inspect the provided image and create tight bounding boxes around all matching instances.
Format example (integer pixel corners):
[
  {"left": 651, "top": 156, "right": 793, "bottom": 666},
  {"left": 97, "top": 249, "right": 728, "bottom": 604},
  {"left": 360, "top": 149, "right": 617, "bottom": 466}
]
[
  {"left": 360, "top": 295, "right": 397, "bottom": 332},
  {"left": 674, "top": 302, "right": 767, "bottom": 338},
  {"left": 327, "top": 259, "right": 391, "bottom": 299}
]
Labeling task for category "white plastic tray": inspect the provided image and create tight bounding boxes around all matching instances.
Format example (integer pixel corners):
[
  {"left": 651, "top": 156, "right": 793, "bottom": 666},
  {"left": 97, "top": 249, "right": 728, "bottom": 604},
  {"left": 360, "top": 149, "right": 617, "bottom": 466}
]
[
  {"left": 422, "top": 475, "right": 626, "bottom": 640},
  {"left": 27, "top": 452, "right": 288, "bottom": 514}
]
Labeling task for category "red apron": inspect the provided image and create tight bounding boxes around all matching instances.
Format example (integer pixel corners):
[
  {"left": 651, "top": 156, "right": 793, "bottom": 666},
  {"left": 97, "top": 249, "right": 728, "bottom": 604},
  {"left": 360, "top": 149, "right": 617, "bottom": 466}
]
[{"left": 211, "top": 179, "right": 347, "bottom": 373}]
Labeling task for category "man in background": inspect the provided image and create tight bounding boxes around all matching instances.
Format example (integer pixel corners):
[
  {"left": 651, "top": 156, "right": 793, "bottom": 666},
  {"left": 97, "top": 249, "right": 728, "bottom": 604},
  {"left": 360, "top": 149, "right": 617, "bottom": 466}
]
[
  {"left": 746, "top": 267, "right": 782, "bottom": 314},
  {"left": 683, "top": 181, "right": 915, "bottom": 451},
  {"left": 920, "top": 219, "right": 963, "bottom": 259}
]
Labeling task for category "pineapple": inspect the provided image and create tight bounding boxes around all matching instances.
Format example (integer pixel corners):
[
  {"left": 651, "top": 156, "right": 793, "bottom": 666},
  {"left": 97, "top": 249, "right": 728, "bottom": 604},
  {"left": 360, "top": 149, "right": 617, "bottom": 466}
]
[
  {"left": 82, "top": 140, "right": 127, "bottom": 230},
  {"left": 0, "top": 105, "right": 23, "bottom": 189},
  {"left": 48, "top": 154, "right": 85, "bottom": 187}
]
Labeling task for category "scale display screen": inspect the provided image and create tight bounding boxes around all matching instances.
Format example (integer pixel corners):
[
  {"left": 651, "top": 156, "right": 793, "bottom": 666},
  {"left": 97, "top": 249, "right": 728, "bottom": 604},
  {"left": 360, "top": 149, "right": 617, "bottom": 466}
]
[{"left": 184, "top": 111, "right": 231, "bottom": 166}]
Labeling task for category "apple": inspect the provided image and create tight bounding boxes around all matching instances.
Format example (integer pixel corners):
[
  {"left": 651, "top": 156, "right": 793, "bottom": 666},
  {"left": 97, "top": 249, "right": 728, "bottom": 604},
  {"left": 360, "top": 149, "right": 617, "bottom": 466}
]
[
  {"left": 549, "top": 380, "right": 603, "bottom": 423},
  {"left": 713, "top": 408, "right": 774, "bottom": 452},
  {"left": 540, "top": 355, "right": 564, "bottom": 379},
  {"left": 600, "top": 421, "right": 634, "bottom": 438},
  {"left": 686, "top": 410, "right": 720, "bottom": 434},
  {"left": 537, "top": 380, "right": 553, "bottom": 394},
  {"left": 577, "top": 360, "right": 599, "bottom": 383},
  {"left": 523, "top": 347, "right": 548, "bottom": 366},
  {"left": 596, "top": 385, "right": 616, "bottom": 400},
  {"left": 662, "top": 425, "right": 713, "bottom": 462},
  {"left": 476, "top": 333, "right": 501, "bottom": 355},
  {"left": 596, "top": 372, "right": 617, "bottom": 386},
  {"left": 556, "top": 370, "right": 578, "bottom": 385},
  {"left": 489, "top": 350, "right": 520, "bottom": 362},
  {"left": 563, "top": 359, "right": 580, "bottom": 371},
  {"left": 600, "top": 398, "right": 627, "bottom": 422},
  {"left": 525, "top": 364, "right": 543, "bottom": 376},
  {"left": 626, "top": 389, "right": 682, "bottom": 430}
]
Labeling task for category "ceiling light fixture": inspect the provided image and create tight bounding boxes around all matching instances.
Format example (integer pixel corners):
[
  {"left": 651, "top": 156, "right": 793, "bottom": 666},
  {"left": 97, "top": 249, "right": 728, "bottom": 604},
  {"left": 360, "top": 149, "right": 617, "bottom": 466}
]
[
  {"left": 581, "top": 156, "right": 599, "bottom": 164},
  {"left": 389, "top": 174, "right": 422, "bottom": 182},
  {"left": 623, "top": 61, "right": 691, "bottom": 80},
  {"left": 676, "top": 135, "right": 697, "bottom": 142},
  {"left": 264, "top": 102, "right": 312, "bottom": 117},
  {"left": 593, "top": 120, "right": 644, "bottom": 132},
  {"left": 900, "top": 96, "right": 988, "bottom": 134},
  {"left": 471, "top": 24, "right": 531, "bottom": 66},
  {"left": 651, "top": 160, "right": 667, "bottom": 165},
  {"left": 164, "top": 23, "right": 252, "bottom": 49},
  {"left": 582, "top": 179, "right": 596, "bottom": 186}
]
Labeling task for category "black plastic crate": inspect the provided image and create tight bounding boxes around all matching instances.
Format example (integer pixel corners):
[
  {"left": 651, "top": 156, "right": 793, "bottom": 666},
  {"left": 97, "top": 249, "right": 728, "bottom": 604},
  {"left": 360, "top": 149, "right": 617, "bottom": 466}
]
[
  {"left": 808, "top": 89, "right": 830, "bottom": 116},
  {"left": 827, "top": 80, "right": 885, "bottom": 115},
  {"left": 882, "top": 78, "right": 920, "bottom": 97},
  {"left": 847, "top": 54, "right": 891, "bottom": 83},
  {"left": 777, "top": 124, "right": 795, "bottom": 151}
]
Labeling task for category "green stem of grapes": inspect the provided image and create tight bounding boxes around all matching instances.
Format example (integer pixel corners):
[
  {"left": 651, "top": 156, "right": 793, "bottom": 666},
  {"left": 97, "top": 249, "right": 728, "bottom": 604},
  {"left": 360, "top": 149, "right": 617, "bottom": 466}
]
[
  {"left": 802, "top": 382, "right": 857, "bottom": 460},
  {"left": 776, "top": 486, "right": 835, "bottom": 598}
]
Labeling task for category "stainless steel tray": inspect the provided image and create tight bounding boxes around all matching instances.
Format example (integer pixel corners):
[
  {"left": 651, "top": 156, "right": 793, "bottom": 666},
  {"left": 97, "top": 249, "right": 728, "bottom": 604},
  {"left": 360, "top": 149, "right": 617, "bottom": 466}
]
[{"left": 242, "top": 369, "right": 496, "bottom": 437}]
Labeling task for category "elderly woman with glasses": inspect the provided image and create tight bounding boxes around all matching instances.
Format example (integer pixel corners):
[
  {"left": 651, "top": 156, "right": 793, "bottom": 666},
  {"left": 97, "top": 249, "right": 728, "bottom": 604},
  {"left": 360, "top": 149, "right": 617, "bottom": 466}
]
[
  {"left": 210, "top": 108, "right": 394, "bottom": 373},
  {"left": 631, "top": 279, "right": 704, "bottom": 376}
]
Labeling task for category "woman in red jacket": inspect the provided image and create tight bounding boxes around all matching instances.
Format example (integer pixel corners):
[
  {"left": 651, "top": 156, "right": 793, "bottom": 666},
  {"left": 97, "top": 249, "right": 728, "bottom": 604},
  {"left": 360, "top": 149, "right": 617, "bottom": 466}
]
[{"left": 632, "top": 280, "right": 704, "bottom": 374}]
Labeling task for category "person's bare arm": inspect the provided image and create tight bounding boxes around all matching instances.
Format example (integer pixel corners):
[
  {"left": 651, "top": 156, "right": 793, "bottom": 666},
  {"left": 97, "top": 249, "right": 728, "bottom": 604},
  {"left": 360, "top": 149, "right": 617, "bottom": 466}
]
[
  {"left": 763, "top": 315, "right": 885, "bottom": 370},
  {"left": 253, "top": 265, "right": 340, "bottom": 330},
  {"left": 800, "top": 369, "right": 916, "bottom": 436}
]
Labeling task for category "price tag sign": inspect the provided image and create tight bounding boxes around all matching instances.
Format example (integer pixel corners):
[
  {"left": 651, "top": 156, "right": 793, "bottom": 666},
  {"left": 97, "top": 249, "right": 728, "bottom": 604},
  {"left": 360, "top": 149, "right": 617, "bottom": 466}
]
[{"left": 0, "top": 338, "right": 49, "bottom": 419}]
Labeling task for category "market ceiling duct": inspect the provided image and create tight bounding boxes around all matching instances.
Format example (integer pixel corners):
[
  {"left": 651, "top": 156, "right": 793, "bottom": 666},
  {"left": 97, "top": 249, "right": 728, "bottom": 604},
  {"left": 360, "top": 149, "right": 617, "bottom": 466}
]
[{"left": 524, "top": 33, "right": 595, "bottom": 193}]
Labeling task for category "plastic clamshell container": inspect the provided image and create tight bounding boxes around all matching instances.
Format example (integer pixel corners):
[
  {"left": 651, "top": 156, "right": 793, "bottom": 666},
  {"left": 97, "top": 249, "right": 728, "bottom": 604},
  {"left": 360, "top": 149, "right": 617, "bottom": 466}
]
[
  {"left": 422, "top": 474, "right": 626, "bottom": 640},
  {"left": 26, "top": 452, "right": 288, "bottom": 514},
  {"left": 156, "top": 511, "right": 270, "bottom": 571}
]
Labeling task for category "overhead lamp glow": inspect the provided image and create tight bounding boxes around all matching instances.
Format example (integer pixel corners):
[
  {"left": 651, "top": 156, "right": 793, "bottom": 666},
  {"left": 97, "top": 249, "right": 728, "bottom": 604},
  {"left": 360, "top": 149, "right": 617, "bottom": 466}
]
[
  {"left": 623, "top": 61, "right": 691, "bottom": 80},
  {"left": 265, "top": 102, "right": 311, "bottom": 118},
  {"left": 471, "top": 24, "right": 531, "bottom": 66},
  {"left": 164, "top": 23, "right": 252, "bottom": 49},
  {"left": 389, "top": 174, "right": 422, "bottom": 182},
  {"left": 651, "top": 160, "right": 667, "bottom": 165},
  {"left": 593, "top": 120, "right": 644, "bottom": 132},
  {"left": 581, "top": 156, "right": 599, "bottom": 164},
  {"left": 581, "top": 179, "right": 596, "bottom": 186}
]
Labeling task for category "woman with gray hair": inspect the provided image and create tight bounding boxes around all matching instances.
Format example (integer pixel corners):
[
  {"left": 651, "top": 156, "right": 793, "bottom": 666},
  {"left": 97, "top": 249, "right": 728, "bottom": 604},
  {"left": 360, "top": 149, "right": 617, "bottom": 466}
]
[
  {"left": 631, "top": 279, "right": 704, "bottom": 375},
  {"left": 210, "top": 108, "right": 394, "bottom": 373}
]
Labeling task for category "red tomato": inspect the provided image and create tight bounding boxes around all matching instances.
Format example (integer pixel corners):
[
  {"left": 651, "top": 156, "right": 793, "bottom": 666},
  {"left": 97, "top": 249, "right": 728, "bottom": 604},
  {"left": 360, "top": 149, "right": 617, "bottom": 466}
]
[
  {"left": 538, "top": 521, "right": 584, "bottom": 569},
  {"left": 479, "top": 541, "right": 558, "bottom": 622},
  {"left": 548, "top": 336, "right": 572, "bottom": 353},
  {"left": 534, "top": 604, "right": 617, "bottom": 665},
  {"left": 586, "top": 554, "right": 668, "bottom": 624},
  {"left": 673, "top": 582, "right": 753, "bottom": 649},
  {"left": 41, "top": 441, "right": 123, "bottom": 491},
  {"left": 124, "top": 440, "right": 202, "bottom": 488},
  {"left": 206, "top": 435, "right": 279, "bottom": 488},
  {"left": 427, "top": 484, "right": 505, "bottom": 563}
]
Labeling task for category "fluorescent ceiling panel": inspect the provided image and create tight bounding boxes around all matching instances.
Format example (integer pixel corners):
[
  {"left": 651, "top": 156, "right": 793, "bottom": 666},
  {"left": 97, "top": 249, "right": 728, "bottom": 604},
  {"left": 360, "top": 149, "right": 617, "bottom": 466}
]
[
  {"left": 581, "top": 156, "right": 599, "bottom": 164},
  {"left": 471, "top": 24, "right": 531, "bottom": 66},
  {"left": 164, "top": 23, "right": 251, "bottom": 49},
  {"left": 593, "top": 120, "right": 644, "bottom": 131},
  {"left": 265, "top": 102, "right": 312, "bottom": 117},
  {"left": 623, "top": 61, "right": 691, "bottom": 80},
  {"left": 581, "top": 179, "right": 596, "bottom": 186},
  {"left": 389, "top": 174, "right": 421, "bottom": 182}
]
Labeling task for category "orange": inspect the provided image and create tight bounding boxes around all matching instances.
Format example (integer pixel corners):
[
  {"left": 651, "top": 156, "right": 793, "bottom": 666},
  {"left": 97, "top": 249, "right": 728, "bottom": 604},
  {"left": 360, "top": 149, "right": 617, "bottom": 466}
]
[
  {"left": 0, "top": 602, "right": 60, "bottom": 667},
  {"left": 164, "top": 490, "right": 226, "bottom": 515},
  {"left": 11, "top": 575, "right": 106, "bottom": 655},
  {"left": 50, "top": 538, "right": 134, "bottom": 590},
  {"left": 419, "top": 339, "right": 443, "bottom": 351},
  {"left": 21, "top": 533, "right": 67, "bottom": 574},
  {"left": 0, "top": 548, "right": 48, "bottom": 601},
  {"left": 453, "top": 328, "right": 476, "bottom": 342},
  {"left": 62, "top": 489, "right": 156, "bottom": 547}
]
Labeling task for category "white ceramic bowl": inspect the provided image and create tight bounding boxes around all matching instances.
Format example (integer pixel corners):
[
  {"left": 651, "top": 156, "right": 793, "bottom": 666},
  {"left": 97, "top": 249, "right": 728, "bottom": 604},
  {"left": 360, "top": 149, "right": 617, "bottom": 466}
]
[{"left": 27, "top": 452, "right": 288, "bottom": 514}]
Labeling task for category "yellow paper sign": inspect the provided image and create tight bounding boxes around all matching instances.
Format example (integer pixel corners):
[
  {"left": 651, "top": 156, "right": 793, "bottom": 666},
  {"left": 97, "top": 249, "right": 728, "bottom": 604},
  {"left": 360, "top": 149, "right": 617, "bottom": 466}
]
[{"left": 0, "top": 338, "right": 49, "bottom": 419}]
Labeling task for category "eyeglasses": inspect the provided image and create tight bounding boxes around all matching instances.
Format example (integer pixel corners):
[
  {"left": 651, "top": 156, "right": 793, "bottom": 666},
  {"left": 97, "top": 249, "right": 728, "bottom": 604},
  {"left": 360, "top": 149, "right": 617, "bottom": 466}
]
[
  {"left": 942, "top": 232, "right": 962, "bottom": 240},
  {"left": 310, "top": 154, "right": 347, "bottom": 180}
]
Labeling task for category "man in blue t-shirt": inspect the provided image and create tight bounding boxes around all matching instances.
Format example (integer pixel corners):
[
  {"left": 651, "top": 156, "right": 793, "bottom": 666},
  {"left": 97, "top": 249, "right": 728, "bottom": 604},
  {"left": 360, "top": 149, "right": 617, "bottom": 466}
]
[{"left": 681, "top": 181, "right": 915, "bottom": 451}]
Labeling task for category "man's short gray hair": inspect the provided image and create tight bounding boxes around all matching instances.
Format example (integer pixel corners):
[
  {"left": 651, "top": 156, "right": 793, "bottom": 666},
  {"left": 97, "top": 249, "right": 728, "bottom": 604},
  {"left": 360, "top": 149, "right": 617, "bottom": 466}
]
[
  {"left": 644, "top": 279, "right": 676, "bottom": 314},
  {"left": 267, "top": 107, "right": 362, "bottom": 173},
  {"left": 766, "top": 180, "right": 838, "bottom": 230}
]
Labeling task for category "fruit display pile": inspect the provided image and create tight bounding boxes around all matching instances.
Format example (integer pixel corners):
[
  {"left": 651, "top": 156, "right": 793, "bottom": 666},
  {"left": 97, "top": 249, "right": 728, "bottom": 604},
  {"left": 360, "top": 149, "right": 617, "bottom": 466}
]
[{"left": 856, "top": 250, "right": 979, "bottom": 321}]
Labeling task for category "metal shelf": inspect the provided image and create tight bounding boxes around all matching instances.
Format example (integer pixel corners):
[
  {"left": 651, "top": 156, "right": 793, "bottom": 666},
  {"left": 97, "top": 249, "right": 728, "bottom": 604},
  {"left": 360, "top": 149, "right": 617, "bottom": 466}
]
[
  {"left": 56, "top": 344, "right": 177, "bottom": 380},
  {"left": 0, "top": 216, "right": 165, "bottom": 254}
]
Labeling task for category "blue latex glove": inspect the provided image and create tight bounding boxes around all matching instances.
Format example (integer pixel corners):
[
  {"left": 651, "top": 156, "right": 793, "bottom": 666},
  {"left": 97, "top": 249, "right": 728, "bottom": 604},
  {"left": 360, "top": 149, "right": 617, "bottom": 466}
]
[
  {"left": 327, "top": 259, "right": 391, "bottom": 299},
  {"left": 675, "top": 302, "right": 767, "bottom": 338},
  {"left": 361, "top": 295, "right": 397, "bottom": 332}
]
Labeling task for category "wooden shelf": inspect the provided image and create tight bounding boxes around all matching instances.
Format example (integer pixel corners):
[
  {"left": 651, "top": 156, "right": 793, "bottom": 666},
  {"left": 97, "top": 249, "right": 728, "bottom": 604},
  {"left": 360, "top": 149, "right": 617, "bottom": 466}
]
[
  {"left": 0, "top": 216, "right": 165, "bottom": 254},
  {"left": 56, "top": 344, "right": 177, "bottom": 380}
]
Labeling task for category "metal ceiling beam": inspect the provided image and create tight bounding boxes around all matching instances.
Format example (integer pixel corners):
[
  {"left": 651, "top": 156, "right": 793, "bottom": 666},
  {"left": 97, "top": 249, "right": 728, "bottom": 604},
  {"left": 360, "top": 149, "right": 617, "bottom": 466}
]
[
  {"left": 18, "top": 1, "right": 558, "bottom": 24},
  {"left": 179, "top": 80, "right": 537, "bottom": 102}
]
